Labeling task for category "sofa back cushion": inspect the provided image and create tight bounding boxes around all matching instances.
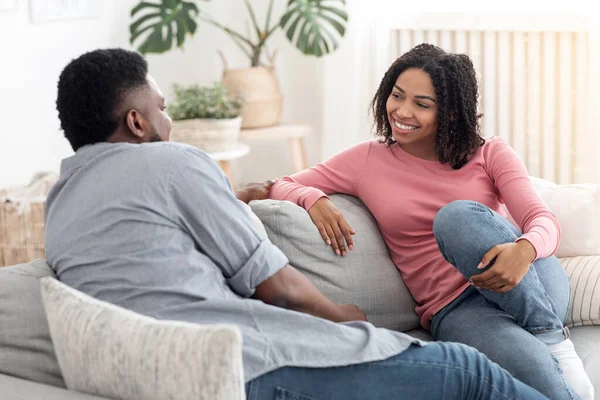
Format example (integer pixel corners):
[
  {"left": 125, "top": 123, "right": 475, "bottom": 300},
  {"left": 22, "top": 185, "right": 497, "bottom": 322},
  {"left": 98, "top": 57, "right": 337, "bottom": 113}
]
[
  {"left": 529, "top": 177, "right": 600, "bottom": 257},
  {"left": 560, "top": 255, "right": 600, "bottom": 327},
  {"left": 0, "top": 259, "right": 64, "bottom": 387},
  {"left": 251, "top": 194, "right": 421, "bottom": 332}
]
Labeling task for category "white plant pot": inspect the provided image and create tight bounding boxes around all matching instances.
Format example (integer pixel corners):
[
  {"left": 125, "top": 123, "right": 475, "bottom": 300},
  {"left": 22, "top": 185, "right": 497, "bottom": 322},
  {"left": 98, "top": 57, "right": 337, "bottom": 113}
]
[{"left": 170, "top": 116, "right": 242, "bottom": 153}]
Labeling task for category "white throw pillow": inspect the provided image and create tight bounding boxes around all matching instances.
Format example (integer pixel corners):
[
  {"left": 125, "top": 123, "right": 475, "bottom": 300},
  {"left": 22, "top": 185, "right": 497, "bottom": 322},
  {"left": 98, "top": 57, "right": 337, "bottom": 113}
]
[
  {"left": 39, "top": 278, "right": 245, "bottom": 400},
  {"left": 530, "top": 176, "right": 600, "bottom": 257},
  {"left": 561, "top": 256, "right": 600, "bottom": 327}
]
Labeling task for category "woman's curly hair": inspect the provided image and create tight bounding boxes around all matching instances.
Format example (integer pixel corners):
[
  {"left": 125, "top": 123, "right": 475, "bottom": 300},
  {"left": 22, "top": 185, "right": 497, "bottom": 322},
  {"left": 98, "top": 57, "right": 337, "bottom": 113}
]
[{"left": 371, "top": 43, "right": 484, "bottom": 169}]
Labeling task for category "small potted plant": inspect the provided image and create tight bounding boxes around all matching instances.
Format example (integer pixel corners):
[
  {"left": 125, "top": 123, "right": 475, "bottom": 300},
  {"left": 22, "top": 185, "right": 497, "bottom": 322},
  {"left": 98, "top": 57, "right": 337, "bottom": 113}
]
[{"left": 168, "top": 82, "right": 243, "bottom": 153}]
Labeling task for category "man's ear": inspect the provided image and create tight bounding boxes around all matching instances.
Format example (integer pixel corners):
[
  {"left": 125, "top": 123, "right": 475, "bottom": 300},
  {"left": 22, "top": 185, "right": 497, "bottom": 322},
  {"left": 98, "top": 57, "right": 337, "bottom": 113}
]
[{"left": 125, "top": 109, "right": 145, "bottom": 139}]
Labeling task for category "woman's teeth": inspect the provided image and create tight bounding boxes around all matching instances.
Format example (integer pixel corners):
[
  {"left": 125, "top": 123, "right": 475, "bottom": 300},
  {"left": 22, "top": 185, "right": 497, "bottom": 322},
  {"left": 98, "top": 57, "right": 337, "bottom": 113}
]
[{"left": 394, "top": 120, "right": 418, "bottom": 130}]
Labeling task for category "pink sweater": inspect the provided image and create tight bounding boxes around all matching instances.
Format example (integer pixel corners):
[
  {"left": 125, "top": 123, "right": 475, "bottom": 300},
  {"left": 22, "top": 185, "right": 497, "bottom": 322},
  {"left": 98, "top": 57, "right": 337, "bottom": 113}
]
[{"left": 269, "top": 137, "right": 561, "bottom": 329}]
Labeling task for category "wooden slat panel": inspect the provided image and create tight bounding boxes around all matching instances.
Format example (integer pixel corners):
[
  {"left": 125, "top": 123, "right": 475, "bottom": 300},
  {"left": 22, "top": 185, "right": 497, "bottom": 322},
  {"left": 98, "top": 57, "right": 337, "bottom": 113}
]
[
  {"left": 468, "top": 31, "right": 484, "bottom": 117},
  {"left": 512, "top": 31, "right": 527, "bottom": 163},
  {"left": 558, "top": 32, "right": 573, "bottom": 184},
  {"left": 399, "top": 30, "right": 413, "bottom": 57},
  {"left": 526, "top": 32, "right": 542, "bottom": 178},
  {"left": 497, "top": 31, "right": 511, "bottom": 142},
  {"left": 425, "top": 30, "right": 439, "bottom": 46},
  {"left": 573, "top": 32, "right": 589, "bottom": 183},
  {"left": 413, "top": 30, "right": 425, "bottom": 47},
  {"left": 454, "top": 31, "right": 468, "bottom": 54},
  {"left": 541, "top": 32, "right": 557, "bottom": 182},
  {"left": 440, "top": 30, "right": 453, "bottom": 52},
  {"left": 482, "top": 31, "right": 497, "bottom": 138}
]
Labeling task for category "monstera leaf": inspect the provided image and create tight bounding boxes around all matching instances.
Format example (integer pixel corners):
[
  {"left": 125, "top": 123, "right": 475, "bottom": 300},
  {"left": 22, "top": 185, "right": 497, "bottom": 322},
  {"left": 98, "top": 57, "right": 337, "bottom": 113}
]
[
  {"left": 129, "top": 0, "right": 348, "bottom": 61},
  {"left": 280, "top": 0, "right": 347, "bottom": 57},
  {"left": 130, "top": 0, "right": 200, "bottom": 54}
]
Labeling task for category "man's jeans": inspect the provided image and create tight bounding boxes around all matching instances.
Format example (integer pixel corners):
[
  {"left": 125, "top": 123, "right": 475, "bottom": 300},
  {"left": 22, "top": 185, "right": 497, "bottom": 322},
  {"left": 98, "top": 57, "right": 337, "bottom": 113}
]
[
  {"left": 246, "top": 342, "right": 545, "bottom": 399},
  {"left": 432, "top": 200, "right": 576, "bottom": 399}
]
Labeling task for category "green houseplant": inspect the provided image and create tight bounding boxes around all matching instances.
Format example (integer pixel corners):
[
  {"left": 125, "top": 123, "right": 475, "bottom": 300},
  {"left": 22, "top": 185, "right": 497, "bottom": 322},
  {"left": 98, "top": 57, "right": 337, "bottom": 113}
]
[
  {"left": 169, "top": 82, "right": 244, "bottom": 152},
  {"left": 130, "top": 0, "right": 348, "bottom": 128}
]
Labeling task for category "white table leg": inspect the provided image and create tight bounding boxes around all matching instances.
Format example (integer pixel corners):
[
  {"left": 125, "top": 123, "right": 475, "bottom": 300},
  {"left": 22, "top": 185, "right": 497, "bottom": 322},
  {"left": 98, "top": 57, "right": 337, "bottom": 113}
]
[
  {"left": 218, "top": 160, "right": 235, "bottom": 190},
  {"left": 291, "top": 137, "right": 308, "bottom": 173}
]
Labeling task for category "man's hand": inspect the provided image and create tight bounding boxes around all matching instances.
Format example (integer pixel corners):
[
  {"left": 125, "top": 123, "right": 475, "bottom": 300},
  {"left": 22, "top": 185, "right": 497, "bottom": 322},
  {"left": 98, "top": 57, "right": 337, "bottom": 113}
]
[
  {"left": 236, "top": 179, "right": 278, "bottom": 204},
  {"left": 470, "top": 240, "right": 537, "bottom": 293},
  {"left": 339, "top": 304, "right": 368, "bottom": 322},
  {"left": 308, "top": 197, "right": 355, "bottom": 256}
]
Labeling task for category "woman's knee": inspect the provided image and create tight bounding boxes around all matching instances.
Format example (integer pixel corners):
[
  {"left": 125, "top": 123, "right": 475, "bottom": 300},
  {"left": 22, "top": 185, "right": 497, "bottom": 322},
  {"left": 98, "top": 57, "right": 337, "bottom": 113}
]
[{"left": 433, "top": 200, "right": 480, "bottom": 239}]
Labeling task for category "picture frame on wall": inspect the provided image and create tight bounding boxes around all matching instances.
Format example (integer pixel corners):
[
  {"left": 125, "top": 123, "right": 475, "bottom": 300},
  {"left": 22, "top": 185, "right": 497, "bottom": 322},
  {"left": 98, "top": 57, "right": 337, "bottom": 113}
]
[
  {"left": 0, "top": 0, "right": 18, "bottom": 11},
  {"left": 29, "top": 0, "right": 101, "bottom": 23}
]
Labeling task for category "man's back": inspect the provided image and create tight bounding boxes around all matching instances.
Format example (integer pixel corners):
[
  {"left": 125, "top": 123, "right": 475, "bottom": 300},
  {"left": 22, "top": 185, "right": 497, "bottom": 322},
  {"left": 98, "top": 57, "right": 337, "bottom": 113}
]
[{"left": 45, "top": 142, "right": 242, "bottom": 313}]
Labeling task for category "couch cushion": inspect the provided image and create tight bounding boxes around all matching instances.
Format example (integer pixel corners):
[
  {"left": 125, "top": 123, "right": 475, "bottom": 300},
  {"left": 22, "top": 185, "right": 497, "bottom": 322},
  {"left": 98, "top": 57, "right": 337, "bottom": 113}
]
[
  {"left": 560, "top": 256, "right": 600, "bottom": 327},
  {"left": 0, "top": 259, "right": 64, "bottom": 387},
  {"left": 251, "top": 194, "right": 421, "bottom": 332},
  {"left": 0, "top": 373, "right": 108, "bottom": 400},
  {"left": 530, "top": 177, "right": 600, "bottom": 257},
  {"left": 40, "top": 277, "right": 245, "bottom": 400},
  {"left": 569, "top": 326, "right": 600, "bottom": 392}
]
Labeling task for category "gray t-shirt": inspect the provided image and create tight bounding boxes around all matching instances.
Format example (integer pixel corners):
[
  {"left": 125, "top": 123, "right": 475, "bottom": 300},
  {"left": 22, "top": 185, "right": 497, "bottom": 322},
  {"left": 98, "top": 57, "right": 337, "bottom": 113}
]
[{"left": 44, "top": 141, "right": 420, "bottom": 381}]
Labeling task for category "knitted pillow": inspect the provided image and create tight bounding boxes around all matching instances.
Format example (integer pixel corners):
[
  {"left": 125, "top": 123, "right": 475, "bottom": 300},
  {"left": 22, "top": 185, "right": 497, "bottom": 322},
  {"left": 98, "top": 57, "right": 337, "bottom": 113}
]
[{"left": 40, "top": 277, "right": 245, "bottom": 400}]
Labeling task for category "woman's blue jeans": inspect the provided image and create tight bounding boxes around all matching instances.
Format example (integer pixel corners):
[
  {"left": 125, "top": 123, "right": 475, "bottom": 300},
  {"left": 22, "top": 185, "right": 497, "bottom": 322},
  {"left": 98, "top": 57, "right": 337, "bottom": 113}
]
[{"left": 431, "top": 200, "right": 575, "bottom": 399}]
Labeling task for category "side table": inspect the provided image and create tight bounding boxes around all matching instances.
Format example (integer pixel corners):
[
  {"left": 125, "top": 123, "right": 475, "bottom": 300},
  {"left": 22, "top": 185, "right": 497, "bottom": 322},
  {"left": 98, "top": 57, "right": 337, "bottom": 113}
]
[
  {"left": 240, "top": 124, "right": 311, "bottom": 173},
  {"left": 206, "top": 143, "right": 250, "bottom": 190}
]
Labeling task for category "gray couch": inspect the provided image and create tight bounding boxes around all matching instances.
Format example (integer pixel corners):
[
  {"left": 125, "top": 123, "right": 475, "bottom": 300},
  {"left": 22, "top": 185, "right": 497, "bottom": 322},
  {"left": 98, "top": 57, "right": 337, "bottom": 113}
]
[{"left": 1, "top": 194, "right": 599, "bottom": 399}]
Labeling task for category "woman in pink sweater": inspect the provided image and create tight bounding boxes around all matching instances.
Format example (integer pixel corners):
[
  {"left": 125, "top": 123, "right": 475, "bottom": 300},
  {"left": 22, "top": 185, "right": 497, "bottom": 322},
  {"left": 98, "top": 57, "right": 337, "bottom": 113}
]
[{"left": 269, "top": 44, "right": 593, "bottom": 399}]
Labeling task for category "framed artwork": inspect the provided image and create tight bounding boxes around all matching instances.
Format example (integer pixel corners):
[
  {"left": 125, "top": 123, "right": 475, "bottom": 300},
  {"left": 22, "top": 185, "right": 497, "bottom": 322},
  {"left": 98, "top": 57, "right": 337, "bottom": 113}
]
[
  {"left": 29, "top": 0, "right": 101, "bottom": 22},
  {"left": 0, "top": 0, "right": 18, "bottom": 11}
]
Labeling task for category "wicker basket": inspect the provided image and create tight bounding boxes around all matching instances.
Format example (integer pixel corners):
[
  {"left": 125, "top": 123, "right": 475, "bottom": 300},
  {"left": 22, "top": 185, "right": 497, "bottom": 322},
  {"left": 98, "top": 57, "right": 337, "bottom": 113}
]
[
  {"left": 0, "top": 190, "right": 47, "bottom": 267},
  {"left": 222, "top": 66, "right": 283, "bottom": 129}
]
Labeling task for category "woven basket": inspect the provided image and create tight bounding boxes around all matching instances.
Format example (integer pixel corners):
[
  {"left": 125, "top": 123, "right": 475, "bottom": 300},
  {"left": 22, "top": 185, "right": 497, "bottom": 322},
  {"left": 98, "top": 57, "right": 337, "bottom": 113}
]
[
  {"left": 222, "top": 66, "right": 283, "bottom": 129},
  {"left": 0, "top": 191, "right": 46, "bottom": 267}
]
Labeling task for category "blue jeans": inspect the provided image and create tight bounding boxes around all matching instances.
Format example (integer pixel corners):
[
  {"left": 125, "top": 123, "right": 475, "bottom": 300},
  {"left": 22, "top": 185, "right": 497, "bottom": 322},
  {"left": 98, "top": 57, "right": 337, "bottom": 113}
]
[
  {"left": 246, "top": 342, "right": 545, "bottom": 399},
  {"left": 432, "top": 200, "right": 575, "bottom": 399}
]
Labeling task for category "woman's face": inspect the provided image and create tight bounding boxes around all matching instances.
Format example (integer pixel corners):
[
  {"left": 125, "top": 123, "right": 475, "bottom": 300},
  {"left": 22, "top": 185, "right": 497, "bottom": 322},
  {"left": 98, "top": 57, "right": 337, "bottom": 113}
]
[{"left": 386, "top": 68, "right": 438, "bottom": 153}]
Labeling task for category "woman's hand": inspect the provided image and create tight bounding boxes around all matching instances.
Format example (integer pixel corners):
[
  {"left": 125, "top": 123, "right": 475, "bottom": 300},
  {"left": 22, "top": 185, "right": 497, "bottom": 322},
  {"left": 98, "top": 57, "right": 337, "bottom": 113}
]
[
  {"left": 308, "top": 197, "right": 355, "bottom": 256},
  {"left": 470, "top": 240, "right": 537, "bottom": 293},
  {"left": 236, "top": 179, "right": 278, "bottom": 204}
]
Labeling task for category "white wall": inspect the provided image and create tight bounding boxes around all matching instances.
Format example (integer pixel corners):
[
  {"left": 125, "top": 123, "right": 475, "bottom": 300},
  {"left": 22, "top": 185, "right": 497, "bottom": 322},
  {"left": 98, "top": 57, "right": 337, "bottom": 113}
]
[{"left": 0, "top": 0, "right": 324, "bottom": 188}]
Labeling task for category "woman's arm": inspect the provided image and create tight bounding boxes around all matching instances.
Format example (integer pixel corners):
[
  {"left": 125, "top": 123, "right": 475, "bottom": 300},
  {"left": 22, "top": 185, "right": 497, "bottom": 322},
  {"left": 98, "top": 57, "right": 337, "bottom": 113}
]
[
  {"left": 268, "top": 141, "right": 372, "bottom": 255},
  {"left": 470, "top": 138, "right": 561, "bottom": 292},
  {"left": 269, "top": 141, "right": 372, "bottom": 211},
  {"left": 484, "top": 137, "right": 561, "bottom": 259}
]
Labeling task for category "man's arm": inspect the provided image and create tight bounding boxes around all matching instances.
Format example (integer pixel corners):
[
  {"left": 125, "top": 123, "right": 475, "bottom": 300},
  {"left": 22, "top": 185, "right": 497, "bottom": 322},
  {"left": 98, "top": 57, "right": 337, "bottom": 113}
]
[{"left": 254, "top": 265, "right": 366, "bottom": 322}]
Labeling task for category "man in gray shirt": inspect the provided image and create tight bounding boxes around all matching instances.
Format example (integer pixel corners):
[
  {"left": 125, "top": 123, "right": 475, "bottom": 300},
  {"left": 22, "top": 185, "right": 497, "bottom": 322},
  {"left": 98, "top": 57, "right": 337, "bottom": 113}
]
[{"left": 45, "top": 48, "right": 544, "bottom": 399}]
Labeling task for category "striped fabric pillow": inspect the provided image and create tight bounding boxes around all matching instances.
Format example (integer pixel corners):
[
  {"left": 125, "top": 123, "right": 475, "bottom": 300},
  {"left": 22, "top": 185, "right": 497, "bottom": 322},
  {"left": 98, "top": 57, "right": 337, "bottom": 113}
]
[{"left": 561, "top": 256, "right": 600, "bottom": 327}]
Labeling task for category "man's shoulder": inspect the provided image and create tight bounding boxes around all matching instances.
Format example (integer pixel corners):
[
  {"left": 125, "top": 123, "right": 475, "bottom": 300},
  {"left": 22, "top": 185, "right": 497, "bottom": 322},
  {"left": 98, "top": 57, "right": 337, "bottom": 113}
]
[
  {"left": 139, "top": 142, "right": 213, "bottom": 166},
  {"left": 142, "top": 141, "right": 206, "bottom": 157}
]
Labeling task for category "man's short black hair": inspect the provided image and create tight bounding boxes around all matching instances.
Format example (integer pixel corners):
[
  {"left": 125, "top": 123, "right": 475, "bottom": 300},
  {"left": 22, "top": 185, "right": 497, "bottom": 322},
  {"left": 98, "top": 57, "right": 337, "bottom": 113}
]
[{"left": 56, "top": 48, "right": 149, "bottom": 151}]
